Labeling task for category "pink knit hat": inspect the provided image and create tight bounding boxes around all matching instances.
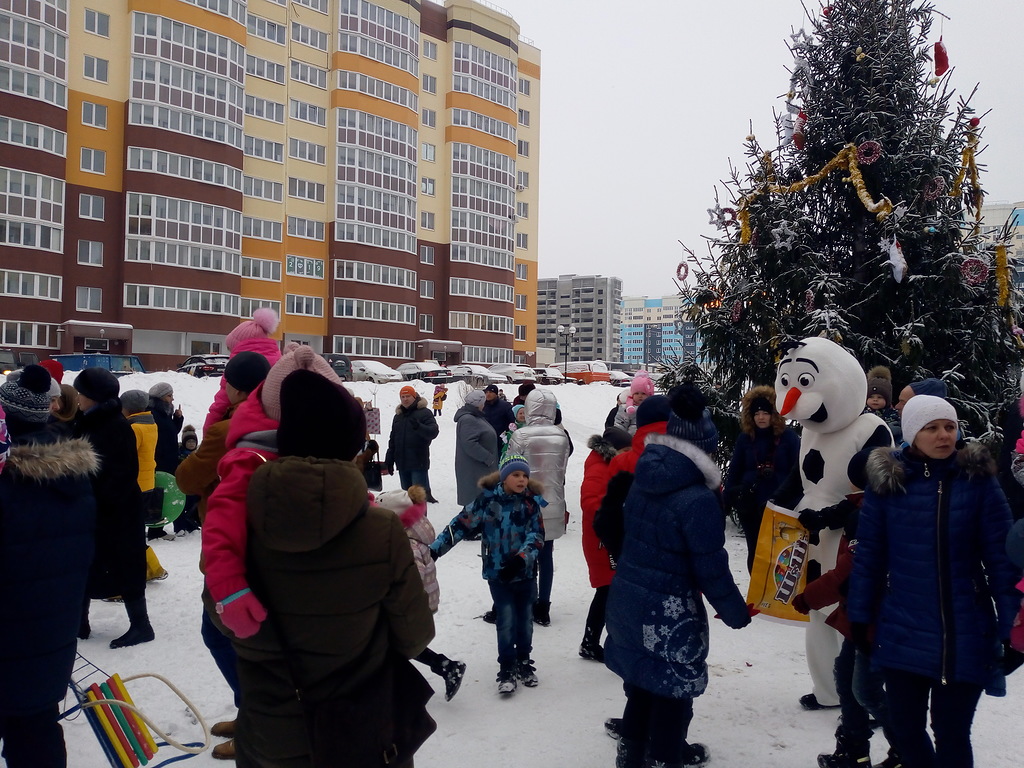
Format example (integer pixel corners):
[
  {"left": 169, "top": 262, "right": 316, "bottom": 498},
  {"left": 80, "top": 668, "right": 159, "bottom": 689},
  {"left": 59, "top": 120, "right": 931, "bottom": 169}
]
[
  {"left": 630, "top": 371, "right": 655, "bottom": 397},
  {"left": 225, "top": 307, "right": 279, "bottom": 352},
  {"left": 261, "top": 343, "right": 343, "bottom": 422}
]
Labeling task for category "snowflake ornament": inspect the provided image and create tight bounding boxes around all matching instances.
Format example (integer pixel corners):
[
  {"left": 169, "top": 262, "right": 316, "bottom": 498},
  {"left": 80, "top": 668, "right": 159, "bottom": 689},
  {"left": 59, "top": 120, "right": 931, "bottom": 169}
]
[
  {"left": 771, "top": 221, "right": 798, "bottom": 250},
  {"left": 789, "top": 28, "right": 814, "bottom": 51},
  {"left": 707, "top": 205, "right": 728, "bottom": 229},
  {"left": 892, "top": 203, "right": 909, "bottom": 221}
]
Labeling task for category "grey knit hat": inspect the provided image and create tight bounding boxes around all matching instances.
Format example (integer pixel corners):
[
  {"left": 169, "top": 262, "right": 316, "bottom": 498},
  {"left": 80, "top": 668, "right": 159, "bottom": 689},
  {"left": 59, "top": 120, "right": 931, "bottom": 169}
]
[
  {"left": 119, "top": 389, "right": 150, "bottom": 414},
  {"left": 0, "top": 365, "right": 53, "bottom": 422}
]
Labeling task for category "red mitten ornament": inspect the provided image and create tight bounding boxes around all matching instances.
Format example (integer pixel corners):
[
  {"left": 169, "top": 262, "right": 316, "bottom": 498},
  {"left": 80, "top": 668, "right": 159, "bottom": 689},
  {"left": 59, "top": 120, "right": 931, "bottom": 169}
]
[
  {"left": 793, "top": 111, "right": 807, "bottom": 150},
  {"left": 934, "top": 37, "right": 949, "bottom": 77},
  {"left": 216, "top": 588, "right": 268, "bottom": 638}
]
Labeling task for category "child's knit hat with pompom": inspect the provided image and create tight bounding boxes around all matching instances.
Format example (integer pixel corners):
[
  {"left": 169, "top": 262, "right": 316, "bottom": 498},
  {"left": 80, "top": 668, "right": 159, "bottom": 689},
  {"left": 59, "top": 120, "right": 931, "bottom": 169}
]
[
  {"left": 374, "top": 485, "right": 428, "bottom": 527},
  {"left": 225, "top": 308, "right": 279, "bottom": 352},
  {"left": 666, "top": 383, "right": 718, "bottom": 455}
]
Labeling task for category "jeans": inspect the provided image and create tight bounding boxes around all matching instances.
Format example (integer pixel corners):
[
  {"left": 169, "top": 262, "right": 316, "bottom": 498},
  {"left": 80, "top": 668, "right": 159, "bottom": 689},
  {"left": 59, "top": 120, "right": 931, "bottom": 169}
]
[
  {"left": 202, "top": 607, "right": 241, "bottom": 708},
  {"left": 851, "top": 646, "right": 893, "bottom": 743},
  {"left": 489, "top": 579, "right": 536, "bottom": 666},
  {"left": 398, "top": 468, "right": 431, "bottom": 495},
  {"left": 883, "top": 667, "right": 983, "bottom": 768},
  {"left": 620, "top": 684, "right": 694, "bottom": 764},
  {"left": 0, "top": 704, "right": 66, "bottom": 768},
  {"left": 835, "top": 639, "right": 873, "bottom": 742},
  {"left": 537, "top": 539, "right": 554, "bottom": 603}
]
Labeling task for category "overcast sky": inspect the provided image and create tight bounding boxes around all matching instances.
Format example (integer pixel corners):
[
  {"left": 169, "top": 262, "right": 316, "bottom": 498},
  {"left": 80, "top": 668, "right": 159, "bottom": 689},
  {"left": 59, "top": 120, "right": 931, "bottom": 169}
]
[{"left": 500, "top": 0, "right": 1024, "bottom": 298}]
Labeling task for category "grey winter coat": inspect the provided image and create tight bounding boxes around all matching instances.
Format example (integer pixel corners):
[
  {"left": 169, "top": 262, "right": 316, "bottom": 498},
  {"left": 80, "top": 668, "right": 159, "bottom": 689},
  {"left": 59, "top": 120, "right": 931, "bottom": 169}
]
[
  {"left": 454, "top": 404, "right": 498, "bottom": 506},
  {"left": 507, "top": 389, "right": 571, "bottom": 539},
  {"left": 613, "top": 405, "right": 637, "bottom": 435}
]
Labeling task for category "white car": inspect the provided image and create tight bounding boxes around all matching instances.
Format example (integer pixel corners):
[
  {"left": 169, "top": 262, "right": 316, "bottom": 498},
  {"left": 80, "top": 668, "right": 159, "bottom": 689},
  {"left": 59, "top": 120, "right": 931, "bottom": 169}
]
[
  {"left": 449, "top": 364, "right": 509, "bottom": 387},
  {"left": 396, "top": 361, "right": 453, "bottom": 383},
  {"left": 488, "top": 363, "right": 537, "bottom": 383},
  {"left": 608, "top": 370, "right": 634, "bottom": 387},
  {"left": 350, "top": 359, "right": 404, "bottom": 383}
]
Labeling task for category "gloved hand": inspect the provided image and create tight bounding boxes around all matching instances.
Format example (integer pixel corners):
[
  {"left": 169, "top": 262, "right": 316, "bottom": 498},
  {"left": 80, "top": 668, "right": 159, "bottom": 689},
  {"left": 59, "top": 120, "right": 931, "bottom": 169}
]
[
  {"left": 497, "top": 555, "right": 526, "bottom": 583},
  {"left": 792, "top": 593, "right": 810, "bottom": 615},
  {"left": 216, "top": 589, "right": 267, "bottom": 639},
  {"left": 714, "top": 603, "right": 759, "bottom": 629},
  {"left": 851, "top": 622, "right": 871, "bottom": 655}
]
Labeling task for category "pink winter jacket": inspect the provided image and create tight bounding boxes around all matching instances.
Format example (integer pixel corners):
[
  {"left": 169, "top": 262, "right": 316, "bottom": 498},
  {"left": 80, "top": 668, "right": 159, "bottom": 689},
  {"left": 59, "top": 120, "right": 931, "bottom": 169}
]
[
  {"left": 399, "top": 503, "right": 440, "bottom": 613},
  {"left": 201, "top": 382, "right": 279, "bottom": 602},
  {"left": 203, "top": 337, "right": 282, "bottom": 430}
]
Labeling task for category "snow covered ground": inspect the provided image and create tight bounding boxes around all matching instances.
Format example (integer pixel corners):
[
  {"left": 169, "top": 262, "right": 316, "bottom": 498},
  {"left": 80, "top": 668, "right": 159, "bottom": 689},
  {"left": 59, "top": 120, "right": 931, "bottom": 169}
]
[{"left": 58, "top": 372, "right": 1020, "bottom": 767}]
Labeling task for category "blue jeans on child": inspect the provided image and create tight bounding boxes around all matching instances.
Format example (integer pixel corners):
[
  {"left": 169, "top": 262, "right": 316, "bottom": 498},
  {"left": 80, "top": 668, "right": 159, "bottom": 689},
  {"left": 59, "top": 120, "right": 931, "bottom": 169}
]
[{"left": 489, "top": 578, "right": 536, "bottom": 666}]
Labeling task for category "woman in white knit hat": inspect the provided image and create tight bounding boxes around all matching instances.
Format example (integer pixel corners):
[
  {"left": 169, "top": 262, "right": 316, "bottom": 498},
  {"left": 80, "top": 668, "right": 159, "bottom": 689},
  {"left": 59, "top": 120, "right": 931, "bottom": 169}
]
[{"left": 848, "top": 395, "right": 1020, "bottom": 768}]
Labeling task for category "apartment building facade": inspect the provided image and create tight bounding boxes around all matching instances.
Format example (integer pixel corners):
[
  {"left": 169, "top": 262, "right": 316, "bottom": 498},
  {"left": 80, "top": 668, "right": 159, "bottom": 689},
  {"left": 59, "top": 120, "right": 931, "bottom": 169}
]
[
  {"left": 536, "top": 274, "right": 621, "bottom": 364},
  {"left": 620, "top": 294, "right": 697, "bottom": 368},
  {"left": 1, "top": 0, "right": 540, "bottom": 370}
]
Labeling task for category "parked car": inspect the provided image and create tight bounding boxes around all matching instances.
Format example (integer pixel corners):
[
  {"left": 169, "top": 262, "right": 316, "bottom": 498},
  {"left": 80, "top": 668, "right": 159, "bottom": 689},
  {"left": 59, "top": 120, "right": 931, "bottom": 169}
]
[
  {"left": 321, "top": 353, "right": 352, "bottom": 381},
  {"left": 449, "top": 364, "right": 509, "bottom": 387},
  {"left": 350, "top": 359, "right": 404, "bottom": 384},
  {"left": 554, "top": 361, "right": 611, "bottom": 384},
  {"left": 1, "top": 349, "right": 39, "bottom": 375},
  {"left": 532, "top": 367, "right": 565, "bottom": 385},
  {"left": 177, "top": 354, "right": 229, "bottom": 377},
  {"left": 608, "top": 370, "right": 633, "bottom": 387},
  {"left": 48, "top": 354, "right": 147, "bottom": 376},
  {"left": 488, "top": 364, "right": 537, "bottom": 383},
  {"left": 396, "top": 361, "right": 453, "bottom": 384}
]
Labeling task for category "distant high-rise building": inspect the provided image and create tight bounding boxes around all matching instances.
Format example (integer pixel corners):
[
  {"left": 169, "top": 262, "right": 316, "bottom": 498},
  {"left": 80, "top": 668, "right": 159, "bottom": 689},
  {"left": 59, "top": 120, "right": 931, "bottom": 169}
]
[
  {"left": 979, "top": 201, "right": 1024, "bottom": 287},
  {"left": 536, "top": 274, "right": 621, "bottom": 364},
  {"left": 1, "top": 0, "right": 540, "bottom": 369},
  {"left": 620, "top": 294, "right": 697, "bottom": 368}
]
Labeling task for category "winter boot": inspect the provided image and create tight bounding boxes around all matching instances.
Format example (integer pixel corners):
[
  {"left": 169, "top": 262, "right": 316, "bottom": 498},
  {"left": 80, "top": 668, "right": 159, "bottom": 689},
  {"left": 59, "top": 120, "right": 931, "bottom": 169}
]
[
  {"left": 435, "top": 658, "right": 467, "bottom": 701},
  {"left": 579, "top": 627, "right": 604, "bottom": 661},
  {"left": 211, "top": 739, "right": 236, "bottom": 760},
  {"left": 516, "top": 658, "right": 539, "bottom": 687},
  {"left": 110, "top": 596, "right": 155, "bottom": 649},
  {"left": 481, "top": 605, "right": 496, "bottom": 624},
  {"left": 210, "top": 720, "right": 236, "bottom": 738},
  {"left": 605, "top": 717, "right": 623, "bottom": 740},
  {"left": 801, "top": 693, "right": 840, "bottom": 711},
  {"left": 679, "top": 743, "right": 710, "bottom": 767},
  {"left": 615, "top": 737, "right": 644, "bottom": 768},
  {"left": 817, "top": 732, "right": 871, "bottom": 768},
  {"left": 532, "top": 601, "right": 551, "bottom": 627},
  {"left": 496, "top": 664, "right": 517, "bottom": 695},
  {"left": 878, "top": 748, "right": 903, "bottom": 768},
  {"left": 78, "top": 599, "right": 91, "bottom": 640}
]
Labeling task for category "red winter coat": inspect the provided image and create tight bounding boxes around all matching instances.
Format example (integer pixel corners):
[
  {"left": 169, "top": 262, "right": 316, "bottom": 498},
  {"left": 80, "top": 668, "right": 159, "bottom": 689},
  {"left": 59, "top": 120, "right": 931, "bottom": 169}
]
[
  {"left": 798, "top": 534, "right": 855, "bottom": 639},
  {"left": 581, "top": 435, "right": 620, "bottom": 588},
  {"left": 607, "top": 420, "right": 668, "bottom": 478}
]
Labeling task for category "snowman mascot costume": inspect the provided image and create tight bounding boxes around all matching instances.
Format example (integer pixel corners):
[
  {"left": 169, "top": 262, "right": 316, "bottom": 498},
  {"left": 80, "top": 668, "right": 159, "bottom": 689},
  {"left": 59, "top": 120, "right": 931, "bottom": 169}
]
[{"left": 774, "top": 337, "right": 893, "bottom": 708}]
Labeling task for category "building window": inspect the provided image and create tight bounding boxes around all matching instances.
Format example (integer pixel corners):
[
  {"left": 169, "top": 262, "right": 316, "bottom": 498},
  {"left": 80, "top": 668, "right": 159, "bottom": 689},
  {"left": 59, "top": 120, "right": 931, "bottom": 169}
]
[
  {"left": 420, "top": 279, "right": 434, "bottom": 299},
  {"left": 241, "top": 256, "right": 282, "bottom": 281},
  {"left": 517, "top": 202, "right": 528, "bottom": 219},
  {"left": 515, "top": 294, "right": 527, "bottom": 310},
  {"left": 515, "top": 263, "right": 528, "bottom": 280},
  {"left": 421, "top": 108, "right": 436, "bottom": 128},
  {"left": 422, "top": 74, "right": 437, "bottom": 94},
  {"left": 79, "top": 194, "right": 104, "bottom": 220},
  {"left": 85, "top": 9, "right": 110, "bottom": 37},
  {"left": 247, "top": 14, "right": 286, "bottom": 44},
  {"left": 423, "top": 40, "right": 437, "bottom": 60},
  {"left": 420, "top": 245, "right": 434, "bottom": 265},
  {"left": 292, "top": 22, "right": 328, "bottom": 52},
  {"left": 286, "top": 294, "right": 324, "bottom": 317},
  {"left": 83, "top": 55, "right": 108, "bottom": 83},
  {"left": 286, "top": 255, "right": 324, "bottom": 279},
  {"left": 290, "top": 99, "right": 327, "bottom": 127},
  {"left": 516, "top": 232, "right": 528, "bottom": 249},
  {"left": 517, "top": 140, "right": 529, "bottom": 157},
  {"left": 288, "top": 177, "right": 326, "bottom": 202},
  {"left": 419, "top": 313, "right": 433, "bottom": 332},
  {"left": 518, "top": 109, "right": 530, "bottom": 127},
  {"left": 82, "top": 102, "right": 107, "bottom": 128},
  {"left": 78, "top": 240, "right": 103, "bottom": 266},
  {"left": 515, "top": 324, "right": 527, "bottom": 341},
  {"left": 286, "top": 216, "right": 325, "bottom": 241},
  {"left": 76, "top": 286, "right": 102, "bottom": 312},
  {"left": 421, "top": 211, "right": 435, "bottom": 230},
  {"left": 422, "top": 142, "right": 436, "bottom": 162},
  {"left": 244, "top": 175, "right": 284, "bottom": 202},
  {"left": 80, "top": 148, "right": 105, "bottom": 174},
  {"left": 421, "top": 177, "right": 435, "bottom": 196},
  {"left": 288, "top": 138, "right": 326, "bottom": 165},
  {"left": 517, "top": 170, "right": 529, "bottom": 189},
  {"left": 519, "top": 77, "right": 531, "bottom": 96}
]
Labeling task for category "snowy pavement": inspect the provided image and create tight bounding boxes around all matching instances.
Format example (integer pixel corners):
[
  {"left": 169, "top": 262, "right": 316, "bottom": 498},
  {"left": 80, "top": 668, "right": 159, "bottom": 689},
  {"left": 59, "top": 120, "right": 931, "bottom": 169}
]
[{"left": 61, "top": 373, "right": 1020, "bottom": 767}]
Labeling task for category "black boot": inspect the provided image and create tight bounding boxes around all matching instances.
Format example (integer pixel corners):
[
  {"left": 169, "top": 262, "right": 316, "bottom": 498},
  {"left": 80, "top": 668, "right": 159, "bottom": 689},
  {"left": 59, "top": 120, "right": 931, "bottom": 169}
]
[
  {"left": 78, "top": 598, "right": 91, "bottom": 640},
  {"left": 110, "top": 596, "right": 155, "bottom": 649},
  {"left": 615, "top": 737, "right": 644, "bottom": 768},
  {"left": 432, "top": 657, "right": 467, "bottom": 701},
  {"left": 817, "top": 731, "right": 871, "bottom": 768},
  {"left": 532, "top": 601, "right": 551, "bottom": 626},
  {"left": 578, "top": 626, "right": 604, "bottom": 661}
]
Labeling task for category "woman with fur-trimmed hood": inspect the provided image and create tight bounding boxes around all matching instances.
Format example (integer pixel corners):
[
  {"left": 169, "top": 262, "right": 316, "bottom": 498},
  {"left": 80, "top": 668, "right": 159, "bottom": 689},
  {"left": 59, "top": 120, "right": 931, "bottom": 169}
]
[
  {"left": 848, "top": 396, "right": 1019, "bottom": 768},
  {"left": 723, "top": 385, "right": 800, "bottom": 573}
]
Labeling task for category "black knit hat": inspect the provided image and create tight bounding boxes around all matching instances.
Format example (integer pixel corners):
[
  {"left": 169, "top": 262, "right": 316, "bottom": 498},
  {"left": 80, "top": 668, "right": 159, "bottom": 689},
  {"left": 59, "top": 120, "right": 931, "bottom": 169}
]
[
  {"left": 0, "top": 364, "right": 52, "bottom": 422},
  {"left": 635, "top": 394, "right": 671, "bottom": 428},
  {"left": 74, "top": 367, "right": 120, "bottom": 402},
  {"left": 666, "top": 384, "right": 718, "bottom": 455},
  {"left": 750, "top": 395, "right": 774, "bottom": 415},
  {"left": 602, "top": 427, "right": 633, "bottom": 451},
  {"left": 224, "top": 350, "right": 271, "bottom": 394},
  {"left": 277, "top": 369, "right": 365, "bottom": 461}
]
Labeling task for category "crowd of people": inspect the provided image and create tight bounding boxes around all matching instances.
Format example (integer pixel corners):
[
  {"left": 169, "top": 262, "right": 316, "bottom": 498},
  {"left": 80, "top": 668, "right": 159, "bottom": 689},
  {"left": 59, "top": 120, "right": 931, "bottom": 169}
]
[{"left": 1, "top": 319, "right": 1023, "bottom": 768}]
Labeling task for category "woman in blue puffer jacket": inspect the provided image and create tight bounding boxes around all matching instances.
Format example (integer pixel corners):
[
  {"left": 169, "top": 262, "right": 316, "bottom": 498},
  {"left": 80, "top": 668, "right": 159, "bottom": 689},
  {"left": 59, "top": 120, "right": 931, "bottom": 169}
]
[{"left": 848, "top": 396, "right": 1019, "bottom": 768}]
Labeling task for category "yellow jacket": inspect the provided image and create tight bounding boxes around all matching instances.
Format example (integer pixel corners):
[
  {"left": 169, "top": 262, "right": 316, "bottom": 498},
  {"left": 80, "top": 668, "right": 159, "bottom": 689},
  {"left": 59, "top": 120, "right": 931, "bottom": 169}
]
[{"left": 126, "top": 411, "right": 158, "bottom": 492}]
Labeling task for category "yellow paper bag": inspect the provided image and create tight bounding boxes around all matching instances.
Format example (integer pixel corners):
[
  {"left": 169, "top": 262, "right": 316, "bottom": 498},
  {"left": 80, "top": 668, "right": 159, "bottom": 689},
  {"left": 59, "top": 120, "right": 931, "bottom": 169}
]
[{"left": 746, "top": 502, "right": 810, "bottom": 624}]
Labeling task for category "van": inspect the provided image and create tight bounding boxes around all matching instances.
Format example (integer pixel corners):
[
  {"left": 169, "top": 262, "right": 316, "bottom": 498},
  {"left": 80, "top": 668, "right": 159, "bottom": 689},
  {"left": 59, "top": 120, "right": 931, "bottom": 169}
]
[
  {"left": 48, "top": 354, "right": 147, "bottom": 376},
  {"left": 322, "top": 353, "right": 352, "bottom": 381},
  {"left": 555, "top": 361, "right": 611, "bottom": 384}
]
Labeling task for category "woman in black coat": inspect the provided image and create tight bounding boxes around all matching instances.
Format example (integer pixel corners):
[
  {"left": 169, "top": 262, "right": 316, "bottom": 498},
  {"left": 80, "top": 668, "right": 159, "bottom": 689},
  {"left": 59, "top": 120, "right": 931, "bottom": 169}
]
[
  {"left": 0, "top": 366, "right": 98, "bottom": 768},
  {"left": 385, "top": 387, "right": 440, "bottom": 501},
  {"left": 73, "top": 369, "right": 154, "bottom": 649}
]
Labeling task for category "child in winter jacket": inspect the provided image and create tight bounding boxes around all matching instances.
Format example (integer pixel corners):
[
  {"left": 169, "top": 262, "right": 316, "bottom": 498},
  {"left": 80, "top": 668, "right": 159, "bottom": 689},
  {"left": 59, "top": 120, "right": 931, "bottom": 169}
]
[
  {"left": 375, "top": 485, "right": 467, "bottom": 701},
  {"left": 203, "top": 308, "right": 281, "bottom": 430},
  {"left": 432, "top": 384, "right": 447, "bottom": 416},
  {"left": 430, "top": 454, "right": 546, "bottom": 695}
]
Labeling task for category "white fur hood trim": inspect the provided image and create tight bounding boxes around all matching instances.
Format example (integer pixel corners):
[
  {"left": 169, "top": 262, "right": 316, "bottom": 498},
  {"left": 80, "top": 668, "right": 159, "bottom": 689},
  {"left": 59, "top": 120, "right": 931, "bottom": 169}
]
[{"left": 644, "top": 432, "right": 722, "bottom": 490}]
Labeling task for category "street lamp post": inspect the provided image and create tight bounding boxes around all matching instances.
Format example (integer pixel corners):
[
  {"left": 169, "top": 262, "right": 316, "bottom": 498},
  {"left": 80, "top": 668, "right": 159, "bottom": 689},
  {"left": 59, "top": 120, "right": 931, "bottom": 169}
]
[{"left": 557, "top": 324, "right": 577, "bottom": 368}]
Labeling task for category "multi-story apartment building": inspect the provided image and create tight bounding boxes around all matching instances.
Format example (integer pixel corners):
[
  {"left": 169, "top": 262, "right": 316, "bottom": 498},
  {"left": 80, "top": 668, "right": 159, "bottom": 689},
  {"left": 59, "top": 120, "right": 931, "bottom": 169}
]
[
  {"left": 1, "top": 0, "right": 540, "bottom": 370},
  {"left": 536, "top": 274, "right": 621, "bottom": 365},
  {"left": 620, "top": 294, "right": 697, "bottom": 368},
  {"left": 979, "top": 201, "right": 1024, "bottom": 287}
]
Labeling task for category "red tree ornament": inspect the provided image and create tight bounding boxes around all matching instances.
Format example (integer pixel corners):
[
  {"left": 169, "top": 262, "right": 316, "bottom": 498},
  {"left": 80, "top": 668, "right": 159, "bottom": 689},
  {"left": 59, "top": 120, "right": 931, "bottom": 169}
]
[
  {"left": 934, "top": 37, "right": 949, "bottom": 77},
  {"left": 793, "top": 111, "right": 808, "bottom": 150}
]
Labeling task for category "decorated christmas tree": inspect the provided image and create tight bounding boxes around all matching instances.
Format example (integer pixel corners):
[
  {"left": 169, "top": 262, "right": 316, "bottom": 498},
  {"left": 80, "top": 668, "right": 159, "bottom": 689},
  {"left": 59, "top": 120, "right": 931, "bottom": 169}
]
[{"left": 678, "top": 0, "right": 1021, "bottom": 439}]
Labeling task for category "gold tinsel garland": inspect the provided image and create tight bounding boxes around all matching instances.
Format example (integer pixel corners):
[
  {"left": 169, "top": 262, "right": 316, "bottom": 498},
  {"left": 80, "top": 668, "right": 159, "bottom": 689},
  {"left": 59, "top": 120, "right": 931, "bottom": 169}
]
[
  {"left": 737, "top": 144, "right": 893, "bottom": 244},
  {"left": 949, "top": 128, "right": 982, "bottom": 215},
  {"left": 996, "top": 244, "right": 1010, "bottom": 307}
]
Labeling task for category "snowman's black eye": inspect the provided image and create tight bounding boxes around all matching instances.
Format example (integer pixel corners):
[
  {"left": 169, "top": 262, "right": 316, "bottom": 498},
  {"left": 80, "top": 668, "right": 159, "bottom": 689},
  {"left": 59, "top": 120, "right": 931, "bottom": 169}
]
[
  {"left": 780, "top": 373, "right": 790, "bottom": 387},
  {"left": 798, "top": 373, "right": 815, "bottom": 387}
]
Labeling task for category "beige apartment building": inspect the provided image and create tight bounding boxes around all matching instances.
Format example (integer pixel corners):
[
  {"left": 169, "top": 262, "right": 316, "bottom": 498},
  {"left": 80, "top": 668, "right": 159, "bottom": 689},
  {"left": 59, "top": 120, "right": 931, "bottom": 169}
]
[{"left": 1, "top": 0, "right": 540, "bottom": 370}]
